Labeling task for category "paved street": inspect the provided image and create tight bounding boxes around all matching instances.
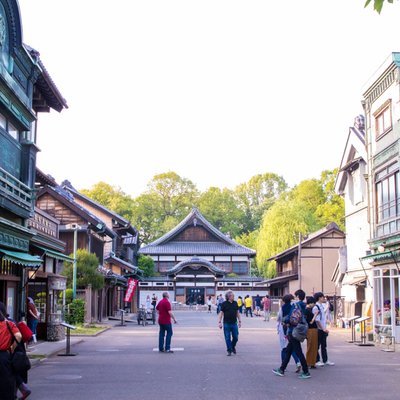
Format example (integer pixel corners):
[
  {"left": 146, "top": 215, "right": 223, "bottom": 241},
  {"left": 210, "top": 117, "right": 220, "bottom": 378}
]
[{"left": 28, "top": 312, "right": 400, "bottom": 400}]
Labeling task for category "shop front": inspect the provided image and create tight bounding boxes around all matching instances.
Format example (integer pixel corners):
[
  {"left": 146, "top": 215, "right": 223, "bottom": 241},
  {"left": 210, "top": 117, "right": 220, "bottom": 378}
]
[{"left": 373, "top": 266, "right": 400, "bottom": 343}]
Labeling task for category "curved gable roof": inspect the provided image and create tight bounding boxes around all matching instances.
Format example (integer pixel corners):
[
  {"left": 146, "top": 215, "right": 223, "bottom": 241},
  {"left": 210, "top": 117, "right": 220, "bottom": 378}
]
[
  {"left": 140, "top": 208, "right": 255, "bottom": 256},
  {"left": 166, "top": 257, "right": 226, "bottom": 276}
]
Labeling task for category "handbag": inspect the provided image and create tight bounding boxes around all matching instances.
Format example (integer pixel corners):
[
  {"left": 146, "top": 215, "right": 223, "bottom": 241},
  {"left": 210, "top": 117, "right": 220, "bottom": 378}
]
[
  {"left": 292, "top": 322, "right": 308, "bottom": 342},
  {"left": 6, "top": 322, "right": 31, "bottom": 374}
]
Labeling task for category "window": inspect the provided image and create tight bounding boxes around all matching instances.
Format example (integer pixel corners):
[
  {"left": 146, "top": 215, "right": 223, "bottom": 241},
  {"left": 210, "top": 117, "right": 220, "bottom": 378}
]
[
  {"left": 375, "top": 101, "right": 392, "bottom": 138},
  {"left": 375, "top": 164, "right": 400, "bottom": 236},
  {"left": 0, "top": 113, "right": 6, "bottom": 130},
  {"left": 0, "top": 111, "right": 20, "bottom": 141},
  {"left": 215, "top": 262, "right": 231, "bottom": 272},
  {"left": 232, "top": 262, "right": 248, "bottom": 274},
  {"left": 176, "top": 288, "right": 185, "bottom": 296}
]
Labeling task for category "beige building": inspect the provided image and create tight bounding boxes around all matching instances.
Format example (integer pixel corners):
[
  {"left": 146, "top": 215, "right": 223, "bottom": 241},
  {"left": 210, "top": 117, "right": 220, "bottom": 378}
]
[{"left": 265, "top": 223, "right": 345, "bottom": 298}]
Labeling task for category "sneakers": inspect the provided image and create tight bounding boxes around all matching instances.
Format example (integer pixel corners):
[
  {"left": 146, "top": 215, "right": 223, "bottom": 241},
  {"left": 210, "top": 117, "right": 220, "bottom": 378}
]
[
  {"left": 315, "top": 361, "right": 325, "bottom": 367},
  {"left": 325, "top": 361, "right": 335, "bottom": 366},
  {"left": 295, "top": 363, "right": 301, "bottom": 373},
  {"left": 18, "top": 383, "right": 32, "bottom": 399},
  {"left": 232, "top": 347, "right": 237, "bottom": 354},
  {"left": 227, "top": 351, "right": 232, "bottom": 356},
  {"left": 165, "top": 350, "right": 174, "bottom": 354},
  {"left": 272, "top": 368, "right": 284, "bottom": 377},
  {"left": 298, "top": 372, "right": 311, "bottom": 379}
]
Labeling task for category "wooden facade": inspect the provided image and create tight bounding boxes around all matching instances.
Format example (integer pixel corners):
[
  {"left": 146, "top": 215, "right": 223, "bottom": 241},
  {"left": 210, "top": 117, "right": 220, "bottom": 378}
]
[{"left": 0, "top": 0, "right": 67, "bottom": 322}]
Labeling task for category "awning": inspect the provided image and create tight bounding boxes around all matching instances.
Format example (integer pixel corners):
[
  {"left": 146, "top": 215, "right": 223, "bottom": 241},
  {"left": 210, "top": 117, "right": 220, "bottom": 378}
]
[
  {"left": 0, "top": 249, "right": 42, "bottom": 267},
  {"left": 257, "top": 273, "right": 298, "bottom": 287},
  {"left": 33, "top": 245, "right": 74, "bottom": 263},
  {"left": 361, "top": 250, "right": 400, "bottom": 263},
  {"left": 347, "top": 276, "right": 366, "bottom": 286}
]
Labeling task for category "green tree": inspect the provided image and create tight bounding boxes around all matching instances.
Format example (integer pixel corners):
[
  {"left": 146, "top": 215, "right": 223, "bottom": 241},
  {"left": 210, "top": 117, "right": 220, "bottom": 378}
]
[
  {"left": 81, "top": 182, "right": 135, "bottom": 222},
  {"left": 235, "top": 173, "right": 287, "bottom": 232},
  {"left": 198, "top": 187, "right": 245, "bottom": 238},
  {"left": 138, "top": 255, "right": 155, "bottom": 277},
  {"left": 365, "top": 0, "right": 395, "bottom": 13},
  {"left": 63, "top": 249, "right": 104, "bottom": 290},
  {"left": 132, "top": 172, "right": 199, "bottom": 243}
]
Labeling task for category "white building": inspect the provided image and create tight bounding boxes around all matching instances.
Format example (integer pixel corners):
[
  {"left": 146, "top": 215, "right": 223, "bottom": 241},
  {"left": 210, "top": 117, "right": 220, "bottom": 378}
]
[{"left": 334, "top": 115, "right": 373, "bottom": 319}]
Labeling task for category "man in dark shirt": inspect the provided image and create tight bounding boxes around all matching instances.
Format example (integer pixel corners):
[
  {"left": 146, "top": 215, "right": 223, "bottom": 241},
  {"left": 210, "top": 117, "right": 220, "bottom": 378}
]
[{"left": 218, "top": 290, "right": 241, "bottom": 356}]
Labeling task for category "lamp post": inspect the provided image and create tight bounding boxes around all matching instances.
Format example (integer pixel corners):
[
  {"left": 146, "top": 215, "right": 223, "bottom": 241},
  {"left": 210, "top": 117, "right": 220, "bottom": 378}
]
[{"left": 65, "top": 223, "right": 81, "bottom": 300}]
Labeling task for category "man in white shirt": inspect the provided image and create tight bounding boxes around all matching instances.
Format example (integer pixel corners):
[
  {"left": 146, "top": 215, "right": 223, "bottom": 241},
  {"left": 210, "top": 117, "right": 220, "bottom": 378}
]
[{"left": 313, "top": 292, "right": 334, "bottom": 367}]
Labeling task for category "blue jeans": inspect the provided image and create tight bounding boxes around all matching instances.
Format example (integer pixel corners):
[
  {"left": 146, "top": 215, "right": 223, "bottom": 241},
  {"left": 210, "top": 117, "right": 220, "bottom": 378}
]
[
  {"left": 159, "top": 324, "right": 173, "bottom": 351},
  {"left": 281, "top": 347, "right": 299, "bottom": 364},
  {"left": 28, "top": 318, "right": 38, "bottom": 336},
  {"left": 223, "top": 323, "right": 239, "bottom": 352}
]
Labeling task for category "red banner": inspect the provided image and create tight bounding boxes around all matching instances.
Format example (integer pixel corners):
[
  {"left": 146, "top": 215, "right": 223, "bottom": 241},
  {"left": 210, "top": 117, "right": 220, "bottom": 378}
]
[{"left": 124, "top": 279, "right": 138, "bottom": 303}]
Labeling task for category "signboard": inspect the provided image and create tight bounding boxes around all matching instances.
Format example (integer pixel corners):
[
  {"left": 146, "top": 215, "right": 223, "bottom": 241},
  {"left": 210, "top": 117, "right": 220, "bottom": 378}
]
[
  {"left": 48, "top": 276, "right": 67, "bottom": 291},
  {"left": 124, "top": 279, "right": 138, "bottom": 303}
]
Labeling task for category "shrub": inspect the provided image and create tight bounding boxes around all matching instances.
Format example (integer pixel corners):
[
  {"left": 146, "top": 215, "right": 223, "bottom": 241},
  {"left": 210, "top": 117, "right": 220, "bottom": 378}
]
[{"left": 65, "top": 299, "right": 85, "bottom": 325}]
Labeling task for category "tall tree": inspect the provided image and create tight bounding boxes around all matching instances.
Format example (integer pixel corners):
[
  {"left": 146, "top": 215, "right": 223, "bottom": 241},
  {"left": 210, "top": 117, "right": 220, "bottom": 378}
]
[
  {"left": 132, "top": 172, "right": 199, "bottom": 244},
  {"left": 81, "top": 182, "right": 135, "bottom": 222},
  {"left": 235, "top": 173, "right": 287, "bottom": 232},
  {"left": 198, "top": 187, "right": 245, "bottom": 238}
]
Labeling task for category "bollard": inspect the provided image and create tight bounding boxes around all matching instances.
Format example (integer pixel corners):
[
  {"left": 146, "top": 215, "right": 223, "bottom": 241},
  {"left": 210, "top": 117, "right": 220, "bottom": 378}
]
[
  {"left": 58, "top": 322, "right": 77, "bottom": 356},
  {"left": 118, "top": 309, "right": 126, "bottom": 327}
]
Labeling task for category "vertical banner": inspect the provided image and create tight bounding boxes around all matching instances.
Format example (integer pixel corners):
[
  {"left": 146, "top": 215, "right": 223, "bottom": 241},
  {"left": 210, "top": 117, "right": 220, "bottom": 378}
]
[{"left": 124, "top": 278, "right": 138, "bottom": 302}]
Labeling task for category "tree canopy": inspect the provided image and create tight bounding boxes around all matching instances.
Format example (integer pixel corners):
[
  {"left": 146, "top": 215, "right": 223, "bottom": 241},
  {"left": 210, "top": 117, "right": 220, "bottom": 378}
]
[
  {"left": 63, "top": 249, "right": 104, "bottom": 290},
  {"left": 365, "top": 0, "right": 395, "bottom": 13}
]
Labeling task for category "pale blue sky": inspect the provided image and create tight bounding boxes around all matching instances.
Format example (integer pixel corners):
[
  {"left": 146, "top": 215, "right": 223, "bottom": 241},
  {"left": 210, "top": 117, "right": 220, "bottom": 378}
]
[{"left": 18, "top": 0, "right": 400, "bottom": 195}]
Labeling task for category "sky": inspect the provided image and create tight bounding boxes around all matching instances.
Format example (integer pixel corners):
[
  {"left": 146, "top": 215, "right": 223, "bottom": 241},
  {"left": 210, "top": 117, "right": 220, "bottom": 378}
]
[{"left": 17, "top": 0, "right": 400, "bottom": 196}]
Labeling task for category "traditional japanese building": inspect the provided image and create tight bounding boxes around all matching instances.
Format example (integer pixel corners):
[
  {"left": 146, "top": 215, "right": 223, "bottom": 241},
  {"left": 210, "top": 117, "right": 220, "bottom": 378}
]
[
  {"left": 139, "top": 208, "right": 266, "bottom": 306},
  {"left": 0, "top": 0, "right": 67, "bottom": 321},
  {"left": 264, "top": 223, "right": 345, "bottom": 299}
]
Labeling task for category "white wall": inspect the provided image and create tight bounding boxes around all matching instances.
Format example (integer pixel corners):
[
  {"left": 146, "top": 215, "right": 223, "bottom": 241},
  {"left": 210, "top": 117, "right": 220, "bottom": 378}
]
[{"left": 138, "top": 290, "right": 175, "bottom": 308}]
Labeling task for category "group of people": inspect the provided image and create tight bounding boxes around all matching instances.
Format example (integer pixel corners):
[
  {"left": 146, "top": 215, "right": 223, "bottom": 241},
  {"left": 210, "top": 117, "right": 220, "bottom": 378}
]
[
  {"left": 0, "top": 298, "right": 39, "bottom": 399},
  {"left": 273, "top": 289, "right": 334, "bottom": 379}
]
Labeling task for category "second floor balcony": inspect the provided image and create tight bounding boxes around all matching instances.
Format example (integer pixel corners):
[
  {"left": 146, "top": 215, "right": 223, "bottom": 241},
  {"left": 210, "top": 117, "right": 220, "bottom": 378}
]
[{"left": 0, "top": 166, "right": 32, "bottom": 217}]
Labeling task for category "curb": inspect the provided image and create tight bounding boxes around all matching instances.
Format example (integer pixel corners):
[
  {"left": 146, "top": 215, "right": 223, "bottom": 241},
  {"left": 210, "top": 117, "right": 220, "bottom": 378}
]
[{"left": 71, "top": 326, "right": 111, "bottom": 337}]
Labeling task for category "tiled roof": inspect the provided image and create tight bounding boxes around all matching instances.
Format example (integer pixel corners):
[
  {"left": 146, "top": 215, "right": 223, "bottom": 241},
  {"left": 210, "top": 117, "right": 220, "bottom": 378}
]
[
  {"left": 140, "top": 241, "right": 255, "bottom": 255},
  {"left": 166, "top": 257, "right": 226, "bottom": 275},
  {"left": 140, "top": 208, "right": 256, "bottom": 256},
  {"left": 267, "top": 223, "right": 344, "bottom": 261}
]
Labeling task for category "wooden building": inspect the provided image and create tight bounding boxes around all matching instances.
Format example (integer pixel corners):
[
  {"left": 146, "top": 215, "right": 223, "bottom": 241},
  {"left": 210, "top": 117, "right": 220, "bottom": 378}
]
[
  {"left": 139, "top": 208, "right": 267, "bottom": 306},
  {"left": 62, "top": 181, "right": 142, "bottom": 316},
  {"left": 265, "top": 223, "right": 345, "bottom": 298},
  {"left": 0, "top": 0, "right": 67, "bottom": 321}
]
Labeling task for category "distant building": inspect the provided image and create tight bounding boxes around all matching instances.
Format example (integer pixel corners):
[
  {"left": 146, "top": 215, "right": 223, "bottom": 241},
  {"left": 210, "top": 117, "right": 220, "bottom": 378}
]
[
  {"left": 265, "top": 223, "right": 345, "bottom": 298},
  {"left": 334, "top": 115, "right": 372, "bottom": 319},
  {"left": 139, "top": 208, "right": 267, "bottom": 306},
  {"left": 360, "top": 53, "right": 400, "bottom": 342}
]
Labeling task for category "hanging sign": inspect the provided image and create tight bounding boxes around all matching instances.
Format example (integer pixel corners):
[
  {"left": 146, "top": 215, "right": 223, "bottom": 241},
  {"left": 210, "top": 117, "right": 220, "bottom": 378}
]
[{"left": 124, "top": 279, "right": 138, "bottom": 302}]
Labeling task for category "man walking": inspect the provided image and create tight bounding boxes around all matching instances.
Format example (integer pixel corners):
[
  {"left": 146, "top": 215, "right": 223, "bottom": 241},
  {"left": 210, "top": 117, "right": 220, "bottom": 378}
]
[
  {"left": 156, "top": 292, "right": 177, "bottom": 353},
  {"left": 218, "top": 290, "right": 241, "bottom": 356},
  {"left": 217, "top": 294, "right": 224, "bottom": 314},
  {"left": 244, "top": 295, "right": 253, "bottom": 317},
  {"left": 262, "top": 295, "right": 271, "bottom": 322},
  {"left": 313, "top": 292, "right": 335, "bottom": 367},
  {"left": 273, "top": 290, "right": 311, "bottom": 379},
  {"left": 254, "top": 294, "right": 262, "bottom": 317}
]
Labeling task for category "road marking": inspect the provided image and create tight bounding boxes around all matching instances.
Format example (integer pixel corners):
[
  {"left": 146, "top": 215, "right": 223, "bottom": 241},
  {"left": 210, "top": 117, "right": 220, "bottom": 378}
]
[{"left": 153, "top": 347, "right": 184, "bottom": 352}]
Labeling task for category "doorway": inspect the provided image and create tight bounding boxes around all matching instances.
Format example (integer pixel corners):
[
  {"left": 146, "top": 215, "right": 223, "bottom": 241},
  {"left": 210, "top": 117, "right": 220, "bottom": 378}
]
[{"left": 186, "top": 288, "right": 205, "bottom": 305}]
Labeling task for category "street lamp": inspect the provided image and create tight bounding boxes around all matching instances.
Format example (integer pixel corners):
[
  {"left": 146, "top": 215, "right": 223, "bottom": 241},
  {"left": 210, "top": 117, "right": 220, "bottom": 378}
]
[{"left": 65, "top": 223, "right": 81, "bottom": 300}]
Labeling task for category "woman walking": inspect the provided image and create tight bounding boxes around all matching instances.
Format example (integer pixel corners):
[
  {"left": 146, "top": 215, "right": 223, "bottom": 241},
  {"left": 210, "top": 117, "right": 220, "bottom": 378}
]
[
  {"left": 305, "top": 296, "right": 318, "bottom": 369},
  {"left": 0, "top": 302, "right": 22, "bottom": 400},
  {"left": 27, "top": 297, "right": 39, "bottom": 343}
]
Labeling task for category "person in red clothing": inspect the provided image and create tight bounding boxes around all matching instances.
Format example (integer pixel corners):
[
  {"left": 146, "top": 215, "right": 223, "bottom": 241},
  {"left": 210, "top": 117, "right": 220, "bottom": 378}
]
[
  {"left": 0, "top": 303, "right": 22, "bottom": 400},
  {"left": 156, "top": 292, "right": 177, "bottom": 353}
]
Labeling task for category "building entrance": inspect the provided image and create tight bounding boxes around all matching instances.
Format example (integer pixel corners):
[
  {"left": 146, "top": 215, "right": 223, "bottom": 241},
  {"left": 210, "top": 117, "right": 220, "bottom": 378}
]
[{"left": 186, "top": 288, "right": 205, "bottom": 305}]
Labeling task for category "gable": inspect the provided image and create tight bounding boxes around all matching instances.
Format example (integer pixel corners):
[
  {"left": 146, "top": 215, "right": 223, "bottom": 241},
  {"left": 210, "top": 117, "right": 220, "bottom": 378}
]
[
  {"left": 171, "top": 225, "right": 219, "bottom": 242},
  {"left": 36, "top": 193, "right": 86, "bottom": 226}
]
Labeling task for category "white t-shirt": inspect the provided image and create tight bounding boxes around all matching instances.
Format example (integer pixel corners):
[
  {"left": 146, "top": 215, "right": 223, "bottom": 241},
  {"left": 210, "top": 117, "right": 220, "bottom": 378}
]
[
  {"left": 313, "top": 302, "right": 327, "bottom": 330},
  {"left": 207, "top": 299, "right": 212, "bottom": 306}
]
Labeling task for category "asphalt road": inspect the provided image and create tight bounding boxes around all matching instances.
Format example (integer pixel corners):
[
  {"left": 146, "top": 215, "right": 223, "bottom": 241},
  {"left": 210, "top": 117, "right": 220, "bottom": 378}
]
[{"left": 27, "top": 311, "right": 400, "bottom": 400}]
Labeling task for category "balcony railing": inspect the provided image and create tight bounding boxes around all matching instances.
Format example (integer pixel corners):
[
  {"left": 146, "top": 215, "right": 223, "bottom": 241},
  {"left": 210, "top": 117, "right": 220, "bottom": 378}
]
[
  {"left": 0, "top": 167, "right": 32, "bottom": 211},
  {"left": 277, "top": 269, "right": 298, "bottom": 277}
]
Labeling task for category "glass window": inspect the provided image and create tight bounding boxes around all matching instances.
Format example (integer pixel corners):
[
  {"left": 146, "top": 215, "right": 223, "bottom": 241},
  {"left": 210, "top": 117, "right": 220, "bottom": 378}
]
[
  {"left": 376, "top": 170, "right": 399, "bottom": 223},
  {"left": 8, "top": 122, "right": 19, "bottom": 141},
  {"left": 0, "top": 113, "right": 6, "bottom": 130},
  {"left": 375, "top": 105, "right": 392, "bottom": 137},
  {"left": 232, "top": 262, "right": 248, "bottom": 274}
]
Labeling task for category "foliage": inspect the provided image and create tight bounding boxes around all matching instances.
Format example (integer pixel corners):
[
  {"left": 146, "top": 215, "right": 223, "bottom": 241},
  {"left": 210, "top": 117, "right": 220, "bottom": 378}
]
[
  {"left": 365, "top": 0, "right": 395, "bottom": 13},
  {"left": 256, "top": 169, "right": 344, "bottom": 278},
  {"left": 235, "top": 173, "right": 287, "bottom": 233},
  {"left": 63, "top": 249, "right": 104, "bottom": 290},
  {"left": 138, "top": 255, "right": 155, "bottom": 277},
  {"left": 226, "top": 273, "right": 238, "bottom": 278},
  {"left": 65, "top": 289, "right": 73, "bottom": 304},
  {"left": 65, "top": 299, "right": 85, "bottom": 325},
  {"left": 81, "top": 182, "right": 135, "bottom": 222},
  {"left": 131, "top": 172, "right": 199, "bottom": 243},
  {"left": 198, "top": 187, "right": 245, "bottom": 238}
]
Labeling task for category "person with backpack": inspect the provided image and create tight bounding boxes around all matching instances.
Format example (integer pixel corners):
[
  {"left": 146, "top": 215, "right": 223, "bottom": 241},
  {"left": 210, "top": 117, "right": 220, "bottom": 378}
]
[
  {"left": 273, "top": 291, "right": 310, "bottom": 379},
  {"left": 305, "top": 296, "right": 318, "bottom": 369},
  {"left": 276, "top": 294, "right": 301, "bottom": 372},
  {"left": 313, "top": 292, "right": 335, "bottom": 367}
]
